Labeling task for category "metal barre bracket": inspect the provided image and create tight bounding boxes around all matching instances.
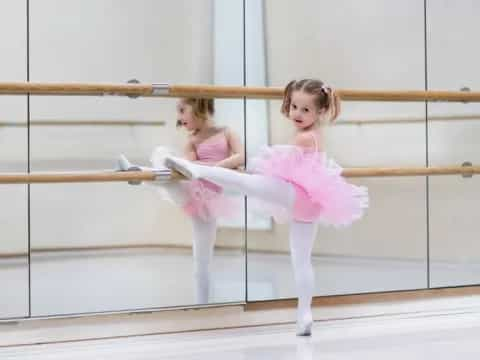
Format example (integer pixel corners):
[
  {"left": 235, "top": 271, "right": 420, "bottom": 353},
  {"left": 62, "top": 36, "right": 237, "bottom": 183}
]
[
  {"left": 117, "top": 167, "right": 172, "bottom": 185},
  {"left": 126, "top": 79, "right": 141, "bottom": 99},
  {"left": 151, "top": 83, "right": 169, "bottom": 96},
  {"left": 125, "top": 79, "right": 169, "bottom": 98},
  {"left": 461, "top": 161, "right": 473, "bottom": 178},
  {"left": 152, "top": 168, "right": 173, "bottom": 182},
  {"left": 119, "top": 165, "right": 143, "bottom": 185}
]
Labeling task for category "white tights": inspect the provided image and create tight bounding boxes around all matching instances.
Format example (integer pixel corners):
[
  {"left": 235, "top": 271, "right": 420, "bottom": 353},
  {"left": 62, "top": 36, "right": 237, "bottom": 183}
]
[
  {"left": 290, "top": 221, "right": 317, "bottom": 327},
  {"left": 186, "top": 163, "right": 296, "bottom": 210},
  {"left": 177, "top": 161, "right": 317, "bottom": 328}
]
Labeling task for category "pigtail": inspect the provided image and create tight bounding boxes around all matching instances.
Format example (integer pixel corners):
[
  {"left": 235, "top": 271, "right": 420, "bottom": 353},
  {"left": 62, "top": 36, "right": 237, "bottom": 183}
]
[
  {"left": 206, "top": 98, "right": 215, "bottom": 116},
  {"left": 195, "top": 98, "right": 206, "bottom": 116},
  {"left": 281, "top": 80, "right": 297, "bottom": 116},
  {"left": 326, "top": 88, "right": 341, "bottom": 123}
]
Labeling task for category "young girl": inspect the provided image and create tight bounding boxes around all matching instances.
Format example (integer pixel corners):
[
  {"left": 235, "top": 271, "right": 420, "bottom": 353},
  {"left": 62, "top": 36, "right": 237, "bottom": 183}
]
[
  {"left": 163, "top": 79, "right": 368, "bottom": 336},
  {"left": 120, "top": 97, "right": 244, "bottom": 304}
]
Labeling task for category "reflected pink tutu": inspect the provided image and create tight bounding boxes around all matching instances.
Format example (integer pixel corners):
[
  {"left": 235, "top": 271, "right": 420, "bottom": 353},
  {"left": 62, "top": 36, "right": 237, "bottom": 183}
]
[
  {"left": 249, "top": 145, "right": 368, "bottom": 226},
  {"left": 150, "top": 146, "right": 241, "bottom": 222},
  {"left": 181, "top": 179, "right": 238, "bottom": 221}
]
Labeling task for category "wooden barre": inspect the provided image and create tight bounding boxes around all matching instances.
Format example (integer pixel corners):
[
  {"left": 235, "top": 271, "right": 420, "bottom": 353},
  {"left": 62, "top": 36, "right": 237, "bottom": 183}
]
[
  {"left": 1, "top": 114, "right": 479, "bottom": 128},
  {"left": 0, "top": 171, "right": 157, "bottom": 184},
  {"left": 2, "top": 114, "right": 479, "bottom": 127},
  {"left": 0, "top": 82, "right": 478, "bottom": 102},
  {"left": 342, "top": 166, "right": 479, "bottom": 177},
  {"left": 0, "top": 165, "right": 477, "bottom": 184},
  {"left": 0, "top": 120, "right": 165, "bottom": 127},
  {"left": 338, "top": 114, "right": 480, "bottom": 126}
]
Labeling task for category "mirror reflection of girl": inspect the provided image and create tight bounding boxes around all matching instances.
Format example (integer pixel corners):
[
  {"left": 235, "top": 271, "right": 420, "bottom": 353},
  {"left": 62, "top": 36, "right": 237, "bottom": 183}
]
[
  {"left": 164, "top": 79, "right": 369, "bottom": 336},
  {"left": 120, "top": 98, "right": 244, "bottom": 304}
]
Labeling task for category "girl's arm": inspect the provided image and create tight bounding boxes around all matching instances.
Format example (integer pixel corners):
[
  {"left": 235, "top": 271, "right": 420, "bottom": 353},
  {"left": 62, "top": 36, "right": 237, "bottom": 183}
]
[
  {"left": 183, "top": 138, "right": 198, "bottom": 161},
  {"left": 215, "top": 128, "right": 245, "bottom": 169},
  {"left": 293, "top": 131, "right": 321, "bottom": 151}
]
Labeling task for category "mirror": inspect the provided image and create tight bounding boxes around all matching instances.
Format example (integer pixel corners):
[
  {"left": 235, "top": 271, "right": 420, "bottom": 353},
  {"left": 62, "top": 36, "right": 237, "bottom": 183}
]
[
  {"left": 427, "top": 0, "right": 480, "bottom": 288},
  {"left": 245, "top": 0, "right": 428, "bottom": 302},
  {"left": 0, "top": 0, "right": 29, "bottom": 319},
  {"left": 29, "top": 0, "right": 246, "bottom": 316}
]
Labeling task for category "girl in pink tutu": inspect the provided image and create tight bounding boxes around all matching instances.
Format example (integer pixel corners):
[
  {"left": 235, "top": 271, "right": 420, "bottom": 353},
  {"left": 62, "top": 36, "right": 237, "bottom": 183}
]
[
  {"left": 164, "top": 79, "right": 368, "bottom": 336},
  {"left": 120, "top": 97, "right": 244, "bottom": 304},
  {"left": 161, "top": 98, "right": 244, "bottom": 221}
]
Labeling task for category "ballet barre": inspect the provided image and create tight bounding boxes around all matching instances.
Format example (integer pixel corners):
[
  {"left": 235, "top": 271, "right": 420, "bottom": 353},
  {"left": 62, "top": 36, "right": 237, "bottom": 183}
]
[
  {"left": 342, "top": 165, "right": 479, "bottom": 177},
  {"left": 0, "top": 82, "right": 479, "bottom": 102},
  {"left": 1, "top": 115, "right": 478, "bottom": 127},
  {"left": 0, "top": 170, "right": 170, "bottom": 184},
  {"left": 0, "top": 120, "right": 165, "bottom": 127},
  {"left": 2, "top": 115, "right": 478, "bottom": 127},
  {"left": 0, "top": 114, "right": 480, "bottom": 129},
  {"left": 337, "top": 114, "right": 480, "bottom": 126},
  {"left": 0, "top": 165, "right": 477, "bottom": 184}
]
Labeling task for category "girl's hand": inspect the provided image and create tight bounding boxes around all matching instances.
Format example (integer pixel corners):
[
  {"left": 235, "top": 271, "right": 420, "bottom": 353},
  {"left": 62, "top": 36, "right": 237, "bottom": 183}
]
[{"left": 215, "top": 128, "right": 245, "bottom": 169}]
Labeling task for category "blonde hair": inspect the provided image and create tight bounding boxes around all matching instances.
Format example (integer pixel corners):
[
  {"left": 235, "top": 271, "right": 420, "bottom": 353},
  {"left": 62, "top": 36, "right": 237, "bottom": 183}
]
[
  {"left": 176, "top": 98, "right": 215, "bottom": 128},
  {"left": 281, "top": 79, "right": 341, "bottom": 123}
]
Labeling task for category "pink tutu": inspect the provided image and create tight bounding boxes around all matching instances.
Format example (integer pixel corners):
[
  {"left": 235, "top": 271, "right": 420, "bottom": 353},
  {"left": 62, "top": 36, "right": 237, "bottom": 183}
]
[{"left": 249, "top": 145, "right": 368, "bottom": 226}]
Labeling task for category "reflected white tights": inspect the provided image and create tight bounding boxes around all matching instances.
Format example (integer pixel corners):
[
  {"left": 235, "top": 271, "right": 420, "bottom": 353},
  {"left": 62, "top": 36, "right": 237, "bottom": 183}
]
[
  {"left": 191, "top": 217, "right": 217, "bottom": 304},
  {"left": 119, "top": 154, "right": 219, "bottom": 304}
]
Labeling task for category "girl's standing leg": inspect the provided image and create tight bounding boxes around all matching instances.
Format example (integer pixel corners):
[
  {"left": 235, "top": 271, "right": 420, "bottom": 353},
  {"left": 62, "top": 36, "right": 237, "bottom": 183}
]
[{"left": 289, "top": 221, "right": 318, "bottom": 336}]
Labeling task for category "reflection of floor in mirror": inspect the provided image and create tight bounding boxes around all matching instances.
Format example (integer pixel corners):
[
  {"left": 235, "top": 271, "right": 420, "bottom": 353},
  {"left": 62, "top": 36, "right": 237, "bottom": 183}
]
[
  {"left": 29, "top": 248, "right": 246, "bottom": 316},
  {"left": 0, "top": 258, "right": 29, "bottom": 318},
  {"left": 2, "top": 309, "right": 480, "bottom": 359},
  {"left": 248, "top": 252, "right": 480, "bottom": 300},
  {"left": 2, "top": 248, "right": 480, "bottom": 317}
]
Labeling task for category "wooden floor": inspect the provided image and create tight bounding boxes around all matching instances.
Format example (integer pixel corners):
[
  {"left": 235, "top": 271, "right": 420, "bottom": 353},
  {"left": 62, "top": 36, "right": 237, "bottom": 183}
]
[{"left": 2, "top": 308, "right": 480, "bottom": 359}]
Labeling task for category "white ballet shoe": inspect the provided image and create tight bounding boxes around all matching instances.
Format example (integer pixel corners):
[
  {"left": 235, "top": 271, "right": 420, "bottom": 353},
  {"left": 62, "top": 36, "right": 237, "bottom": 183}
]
[
  {"left": 116, "top": 154, "right": 145, "bottom": 185},
  {"left": 164, "top": 156, "right": 200, "bottom": 179},
  {"left": 296, "top": 314, "right": 313, "bottom": 337},
  {"left": 117, "top": 154, "right": 141, "bottom": 172}
]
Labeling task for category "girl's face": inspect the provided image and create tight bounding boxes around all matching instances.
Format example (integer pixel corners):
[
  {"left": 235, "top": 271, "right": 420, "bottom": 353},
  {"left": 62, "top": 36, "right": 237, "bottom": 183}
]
[
  {"left": 288, "top": 90, "right": 323, "bottom": 130},
  {"left": 176, "top": 101, "right": 198, "bottom": 131}
]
